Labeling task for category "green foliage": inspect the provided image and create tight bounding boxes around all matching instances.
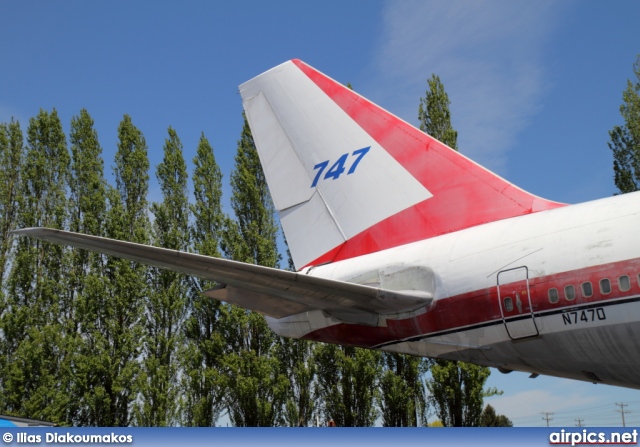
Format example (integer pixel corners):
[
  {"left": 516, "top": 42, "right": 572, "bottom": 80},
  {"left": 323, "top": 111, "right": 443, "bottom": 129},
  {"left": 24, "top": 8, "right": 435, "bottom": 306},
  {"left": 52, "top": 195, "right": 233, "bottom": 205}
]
[
  {"left": 114, "top": 114, "right": 150, "bottom": 242},
  {"left": 427, "top": 359, "right": 500, "bottom": 427},
  {"left": 137, "top": 127, "right": 190, "bottom": 426},
  {"left": 220, "top": 114, "right": 284, "bottom": 426},
  {"left": 222, "top": 114, "right": 279, "bottom": 268},
  {"left": 277, "top": 338, "right": 316, "bottom": 426},
  {"left": 68, "top": 109, "right": 107, "bottom": 237},
  {"left": 100, "top": 187, "right": 145, "bottom": 426},
  {"left": 220, "top": 306, "right": 288, "bottom": 426},
  {"left": 151, "top": 127, "right": 190, "bottom": 251},
  {"left": 0, "top": 119, "right": 23, "bottom": 286},
  {"left": 610, "top": 55, "right": 640, "bottom": 194},
  {"left": 190, "top": 133, "right": 224, "bottom": 260},
  {"left": 66, "top": 109, "right": 109, "bottom": 426},
  {"left": 379, "top": 353, "right": 429, "bottom": 426},
  {"left": 315, "top": 344, "right": 381, "bottom": 427},
  {"left": 180, "top": 133, "right": 226, "bottom": 427},
  {"left": 2, "top": 109, "right": 70, "bottom": 423},
  {"left": 98, "top": 114, "right": 150, "bottom": 426},
  {"left": 479, "top": 404, "right": 513, "bottom": 427},
  {"left": 418, "top": 74, "right": 459, "bottom": 150},
  {"left": 0, "top": 120, "right": 22, "bottom": 413}
]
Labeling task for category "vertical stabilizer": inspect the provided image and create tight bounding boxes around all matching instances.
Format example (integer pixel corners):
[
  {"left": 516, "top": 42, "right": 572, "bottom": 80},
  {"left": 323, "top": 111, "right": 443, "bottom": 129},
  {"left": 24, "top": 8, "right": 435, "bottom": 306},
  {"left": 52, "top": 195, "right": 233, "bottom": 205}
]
[{"left": 239, "top": 60, "right": 564, "bottom": 270}]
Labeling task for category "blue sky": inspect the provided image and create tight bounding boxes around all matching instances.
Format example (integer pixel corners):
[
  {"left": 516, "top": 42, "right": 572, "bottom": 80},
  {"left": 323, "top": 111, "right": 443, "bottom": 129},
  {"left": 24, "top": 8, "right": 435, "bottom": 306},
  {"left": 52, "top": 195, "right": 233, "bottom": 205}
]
[{"left": 2, "top": 1, "right": 640, "bottom": 427}]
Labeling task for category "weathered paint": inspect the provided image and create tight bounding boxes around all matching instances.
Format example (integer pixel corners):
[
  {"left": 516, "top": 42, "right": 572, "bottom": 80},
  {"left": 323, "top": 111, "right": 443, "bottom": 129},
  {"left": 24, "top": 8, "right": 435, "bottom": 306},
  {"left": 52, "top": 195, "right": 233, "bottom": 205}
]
[
  {"left": 241, "top": 60, "right": 563, "bottom": 269},
  {"left": 266, "top": 191, "right": 640, "bottom": 388}
]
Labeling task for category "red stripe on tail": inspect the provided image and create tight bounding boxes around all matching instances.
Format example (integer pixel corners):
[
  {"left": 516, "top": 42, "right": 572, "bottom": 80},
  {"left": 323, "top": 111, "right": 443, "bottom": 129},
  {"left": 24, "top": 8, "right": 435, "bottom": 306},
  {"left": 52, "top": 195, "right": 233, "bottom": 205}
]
[{"left": 292, "top": 59, "right": 565, "bottom": 267}]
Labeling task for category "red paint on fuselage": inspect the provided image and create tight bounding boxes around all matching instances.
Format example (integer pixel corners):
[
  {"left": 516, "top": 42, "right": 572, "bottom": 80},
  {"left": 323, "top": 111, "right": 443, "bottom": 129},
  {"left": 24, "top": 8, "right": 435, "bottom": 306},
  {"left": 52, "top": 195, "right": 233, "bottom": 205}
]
[{"left": 302, "top": 258, "right": 640, "bottom": 348}]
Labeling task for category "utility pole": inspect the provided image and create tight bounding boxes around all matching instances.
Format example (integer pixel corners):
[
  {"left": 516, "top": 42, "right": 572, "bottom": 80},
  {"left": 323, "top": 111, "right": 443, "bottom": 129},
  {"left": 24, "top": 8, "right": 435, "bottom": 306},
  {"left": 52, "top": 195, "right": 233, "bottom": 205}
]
[
  {"left": 542, "top": 412, "right": 554, "bottom": 427},
  {"left": 615, "top": 403, "right": 630, "bottom": 427},
  {"left": 575, "top": 418, "right": 584, "bottom": 427}
]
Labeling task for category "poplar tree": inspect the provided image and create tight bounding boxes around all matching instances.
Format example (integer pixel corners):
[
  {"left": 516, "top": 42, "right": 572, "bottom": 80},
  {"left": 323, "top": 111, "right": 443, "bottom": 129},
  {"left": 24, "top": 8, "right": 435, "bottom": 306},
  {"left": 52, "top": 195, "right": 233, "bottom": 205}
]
[
  {"left": 136, "top": 127, "right": 189, "bottom": 426},
  {"left": 610, "top": 55, "right": 640, "bottom": 194},
  {"left": 277, "top": 331, "right": 316, "bottom": 427},
  {"left": 65, "top": 109, "right": 108, "bottom": 425},
  {"left": 418, "top": 74, "right": 458, "bottom": 149},
  {"left": 221, "top": 306, "right": 288, "bottom": 426},
  {"left": 3, "top": 109, "right": 70, "bottom": 422},
  {"left": 68, "top": 109, "right": 106, "bottom": 238},
  {"left": 428, "top": 360, "right": 499, "bottom": 427},
  {"left": 98, "top": 114, "right": 150, "bottom": 426},
  {"left": 419, "top": 75, "right": 496, "bottom": 427},
  {"left": 315, "top": 343, "right": 381, "bottom": 427},
  {"left": 221, "top": 114, "right": 279, "bottom": 267},
  {"left": 181, "top": 133, "right": 226, "bottom": 426},
  {"left": 220, "top": 115, "right": 286, "bottom": 426},
  {"left": 379, "top": 353, "right": 428, "bottom": 427},
  {"left": 0, "top": 120, "right": 23, "bottom": 288},
  {"left": 0, "top": 119, "right": 23, "bottom": 413}
]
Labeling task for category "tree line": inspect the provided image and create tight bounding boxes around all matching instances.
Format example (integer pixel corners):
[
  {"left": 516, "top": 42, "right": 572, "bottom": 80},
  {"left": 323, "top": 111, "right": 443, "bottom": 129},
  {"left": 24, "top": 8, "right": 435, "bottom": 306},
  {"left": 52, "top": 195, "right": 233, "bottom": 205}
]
[{"left": 0, "top": 76, "right": 505, "bottom": 427}]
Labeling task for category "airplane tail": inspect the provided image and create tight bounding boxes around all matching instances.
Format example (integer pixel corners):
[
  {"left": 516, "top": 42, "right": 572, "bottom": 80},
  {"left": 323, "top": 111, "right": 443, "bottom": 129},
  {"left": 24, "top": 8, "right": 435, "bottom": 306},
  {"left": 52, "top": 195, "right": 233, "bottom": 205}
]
[{"left": 239, "top": 59, "right": 564, "bottom": 270}]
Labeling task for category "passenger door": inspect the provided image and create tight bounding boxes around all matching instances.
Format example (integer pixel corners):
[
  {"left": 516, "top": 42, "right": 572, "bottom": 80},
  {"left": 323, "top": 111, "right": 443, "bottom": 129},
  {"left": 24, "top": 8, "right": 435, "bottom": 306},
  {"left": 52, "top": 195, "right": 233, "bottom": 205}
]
[{"left": 497, "top": 266, "right": 539, "bottom": 339}]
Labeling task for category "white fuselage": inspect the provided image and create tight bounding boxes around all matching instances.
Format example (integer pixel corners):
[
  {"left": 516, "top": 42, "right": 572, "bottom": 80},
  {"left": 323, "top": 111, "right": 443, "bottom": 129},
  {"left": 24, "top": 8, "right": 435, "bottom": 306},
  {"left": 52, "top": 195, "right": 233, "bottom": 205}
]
[{"left": 267, "top": 191, "right": 640, "bottom": 389}]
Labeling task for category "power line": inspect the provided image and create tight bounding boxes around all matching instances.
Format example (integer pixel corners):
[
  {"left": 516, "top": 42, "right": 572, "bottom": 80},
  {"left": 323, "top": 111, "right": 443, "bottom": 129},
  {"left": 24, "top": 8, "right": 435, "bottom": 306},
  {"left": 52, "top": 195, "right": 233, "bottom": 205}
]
[
  {"left": 542, "top": 412, "right": 554, "bottom": 427},
  {"left": 509, "top": 402, "right": 640, "bottom": 427},
  {"left": 511, "top": 402, "right": 621, "bottom": 422},
  {"left": 575, "top": 418, "right": 584, "bottom": 427}
]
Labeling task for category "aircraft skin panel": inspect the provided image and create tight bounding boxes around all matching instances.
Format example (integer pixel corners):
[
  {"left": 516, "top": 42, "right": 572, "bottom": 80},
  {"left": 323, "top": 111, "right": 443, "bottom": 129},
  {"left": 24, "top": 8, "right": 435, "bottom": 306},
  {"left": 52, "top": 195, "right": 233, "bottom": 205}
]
[
  {"left": 242, "top": 91, "right": 315, "bottom": 211},
  {"left": 278, "top": 192, "right": 345, "bottom": 273}
]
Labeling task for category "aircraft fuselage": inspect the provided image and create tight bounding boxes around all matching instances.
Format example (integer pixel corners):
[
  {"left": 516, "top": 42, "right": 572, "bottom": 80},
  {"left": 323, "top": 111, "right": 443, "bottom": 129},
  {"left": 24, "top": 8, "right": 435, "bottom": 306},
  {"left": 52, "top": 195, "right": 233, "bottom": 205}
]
[{"left": 267, "top": 191, "right": 640, "bottom": 388}]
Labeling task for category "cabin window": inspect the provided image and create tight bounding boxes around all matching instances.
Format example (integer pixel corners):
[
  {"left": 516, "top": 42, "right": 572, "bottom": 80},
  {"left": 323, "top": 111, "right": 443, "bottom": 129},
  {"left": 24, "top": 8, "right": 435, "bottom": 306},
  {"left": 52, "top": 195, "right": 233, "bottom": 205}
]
[
  {"left": 564, "top": 285, "right": 576, "bottom": 301},
  {"left": 504, "top": 297, "right": 513, "bottom": 312},
  {"left": 581, "top": 282, "right": 593, "bottom": 298},
  {"left": 548, "top": 288, "right": 559, "bottom": 304},
  {"left": 619, "top": 275, "right": 631, "bottom": 292},
  {"left": 600, "top": 278, "right": 611, "bottom": 294}
]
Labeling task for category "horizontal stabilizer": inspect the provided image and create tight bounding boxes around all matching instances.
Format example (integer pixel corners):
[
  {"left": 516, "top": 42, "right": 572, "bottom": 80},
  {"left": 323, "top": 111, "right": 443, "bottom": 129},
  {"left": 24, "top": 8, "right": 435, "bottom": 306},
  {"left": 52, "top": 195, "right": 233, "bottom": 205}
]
[{"left": 13, "top": 228, "right": 432, "bottom": 320}]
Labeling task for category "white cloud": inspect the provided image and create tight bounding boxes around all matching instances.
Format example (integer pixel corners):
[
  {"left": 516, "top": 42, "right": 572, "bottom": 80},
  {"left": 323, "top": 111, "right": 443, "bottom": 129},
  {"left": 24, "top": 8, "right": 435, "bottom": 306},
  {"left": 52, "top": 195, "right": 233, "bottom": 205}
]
[{"left": 365, "top": 0, "right": 564, "bottom": 174}]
